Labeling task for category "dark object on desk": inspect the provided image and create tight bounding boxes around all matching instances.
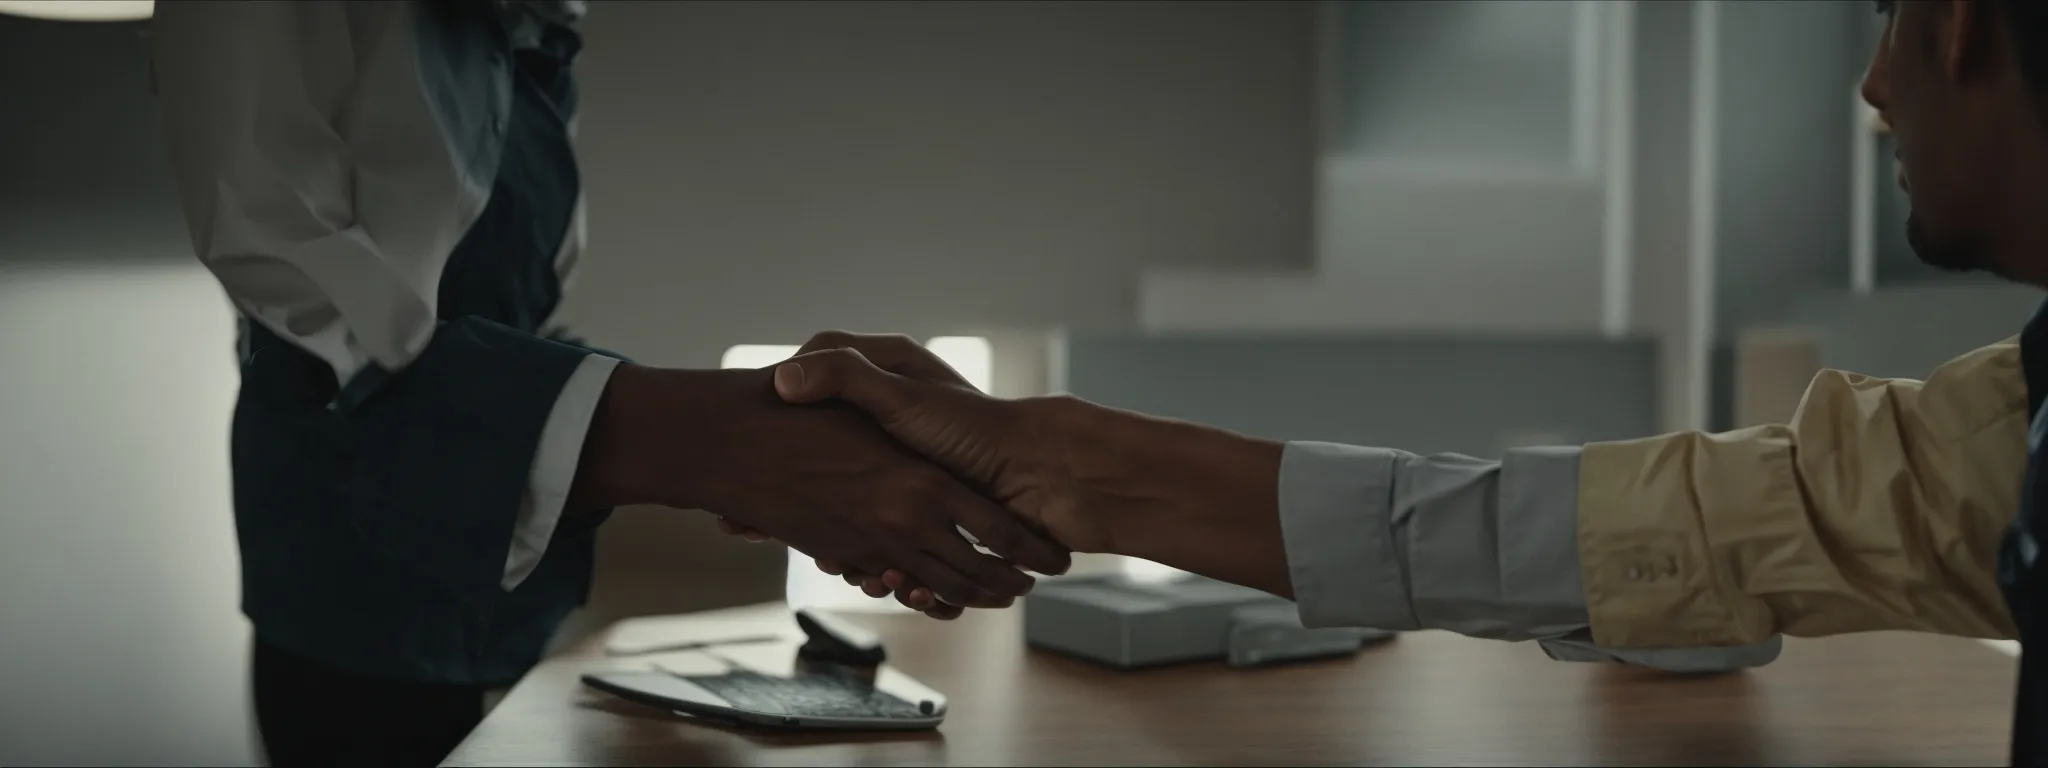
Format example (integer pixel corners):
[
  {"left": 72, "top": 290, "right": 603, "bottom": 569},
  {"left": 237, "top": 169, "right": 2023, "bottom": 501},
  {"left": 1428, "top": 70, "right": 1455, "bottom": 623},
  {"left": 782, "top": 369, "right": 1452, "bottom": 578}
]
[
  {"left": 580, "top": 665, "right": 943, "bottom": 731},
  {"left": 1024, "top": 573, "right": 1396, "bottom": 668},
  {"left": 603, "top": 634, "right": 785, "bottom": 657},
  {"left": 578, "top": 618, "right": 946, "bottom": 732},
  {"left": 795, "top": 607, "right": 888, "bottom": 667}
]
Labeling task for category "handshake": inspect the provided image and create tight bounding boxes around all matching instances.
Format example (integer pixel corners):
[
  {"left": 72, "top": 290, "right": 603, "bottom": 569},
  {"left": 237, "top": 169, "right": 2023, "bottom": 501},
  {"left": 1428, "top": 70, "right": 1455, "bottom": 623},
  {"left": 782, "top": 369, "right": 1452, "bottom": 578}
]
[{"left": 573, "top": 331, "right": 1295, "bottom": 620}]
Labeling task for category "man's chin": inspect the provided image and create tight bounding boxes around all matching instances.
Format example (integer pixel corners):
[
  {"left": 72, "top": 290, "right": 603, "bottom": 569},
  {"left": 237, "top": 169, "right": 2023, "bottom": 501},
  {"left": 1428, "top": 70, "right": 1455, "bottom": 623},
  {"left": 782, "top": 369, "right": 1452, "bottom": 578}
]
[{"left": 1906, "top": 215, "right": 1983, "bottom": 274}]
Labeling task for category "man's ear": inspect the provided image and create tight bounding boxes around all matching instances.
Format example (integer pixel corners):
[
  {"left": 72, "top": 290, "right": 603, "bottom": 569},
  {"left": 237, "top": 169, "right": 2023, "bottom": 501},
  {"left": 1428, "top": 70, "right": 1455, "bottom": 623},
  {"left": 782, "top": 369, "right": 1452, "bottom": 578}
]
[{"left": 1940, "top": 0, "right": 1987, "bottom": 83}]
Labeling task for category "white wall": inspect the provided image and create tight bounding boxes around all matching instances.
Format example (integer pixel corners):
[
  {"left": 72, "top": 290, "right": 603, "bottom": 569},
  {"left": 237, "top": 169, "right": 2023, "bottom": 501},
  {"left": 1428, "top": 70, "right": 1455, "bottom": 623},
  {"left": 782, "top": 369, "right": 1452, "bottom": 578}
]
[
  {"left": 1708, "top": 0, "right": 1860, "bottom": 338},
  {"left": 1143, "top": 1, "right": 1889, "bottom": 435},
  {"left": 557, "top": 0, "right": 1316, "bottom": 366},
  {"left": 0, "top": 12, "right": 259, "bottom": 765},
  {"left": 1143, "top": 164, "right": 1604, "bottom": 333},
  {"left": 1626, "top": 0, "right": 1709, "bottom": 433},
  {"left": 1139, "top": 0, "right": 1613, "bottom": 336},
  {"left": 0, "top": 264, "right": 254, "bottom": 766},
  {"left": 1330, "top": 0, "right": 1577, "bottom": 167}
]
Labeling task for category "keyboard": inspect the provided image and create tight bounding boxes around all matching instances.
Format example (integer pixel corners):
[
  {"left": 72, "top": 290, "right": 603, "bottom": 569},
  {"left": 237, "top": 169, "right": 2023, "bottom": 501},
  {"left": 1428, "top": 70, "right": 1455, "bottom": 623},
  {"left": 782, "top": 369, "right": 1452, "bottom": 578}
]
[{"left": 683, "top": 668, "right": 932, "bottom": 720}]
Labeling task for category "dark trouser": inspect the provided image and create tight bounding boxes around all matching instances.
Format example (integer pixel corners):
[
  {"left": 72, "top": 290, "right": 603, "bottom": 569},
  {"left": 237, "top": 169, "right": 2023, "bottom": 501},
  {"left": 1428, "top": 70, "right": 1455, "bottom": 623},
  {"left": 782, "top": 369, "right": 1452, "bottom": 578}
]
[{"left": 251, "top": 640, "right": 488, "bottom": 768}]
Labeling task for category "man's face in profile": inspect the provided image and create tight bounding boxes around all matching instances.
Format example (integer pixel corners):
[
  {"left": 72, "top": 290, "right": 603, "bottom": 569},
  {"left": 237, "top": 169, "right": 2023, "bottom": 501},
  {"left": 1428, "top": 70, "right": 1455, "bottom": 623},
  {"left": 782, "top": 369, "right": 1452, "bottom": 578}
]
[{"left": 1861, "top": 1, "right": 2002, "bottom": 276}]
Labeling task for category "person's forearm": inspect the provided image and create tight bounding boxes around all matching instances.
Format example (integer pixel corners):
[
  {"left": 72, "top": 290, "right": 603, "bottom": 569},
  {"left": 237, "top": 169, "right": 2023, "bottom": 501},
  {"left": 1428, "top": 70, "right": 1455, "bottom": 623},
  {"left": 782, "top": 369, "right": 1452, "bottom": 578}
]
[
  {"left": 1014, "top": 397, "right": 1786, "bottom": 672},
  {"left": 1031, "top": 396, "right": 1292, "bottom": 598},
  {"left": 567, "top": 363, "right": 773, "bottom": 514}
]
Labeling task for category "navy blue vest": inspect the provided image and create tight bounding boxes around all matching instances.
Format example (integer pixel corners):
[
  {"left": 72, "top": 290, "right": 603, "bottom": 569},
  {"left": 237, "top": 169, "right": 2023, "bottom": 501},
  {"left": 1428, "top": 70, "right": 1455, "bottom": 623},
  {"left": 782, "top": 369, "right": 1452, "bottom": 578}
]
[
  {"left": 2004, "top": 299, "right": 2048, "bottom": 765},
  {"left": 232, "top": 2, "right": 607, "bottom": 686}
]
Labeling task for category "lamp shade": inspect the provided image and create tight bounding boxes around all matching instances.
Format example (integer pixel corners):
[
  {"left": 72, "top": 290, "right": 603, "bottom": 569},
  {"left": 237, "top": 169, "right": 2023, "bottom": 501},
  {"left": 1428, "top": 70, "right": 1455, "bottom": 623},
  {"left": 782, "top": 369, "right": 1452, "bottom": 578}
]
[{"left": 0, "top": 0, "right": 152, "bottom": 21}]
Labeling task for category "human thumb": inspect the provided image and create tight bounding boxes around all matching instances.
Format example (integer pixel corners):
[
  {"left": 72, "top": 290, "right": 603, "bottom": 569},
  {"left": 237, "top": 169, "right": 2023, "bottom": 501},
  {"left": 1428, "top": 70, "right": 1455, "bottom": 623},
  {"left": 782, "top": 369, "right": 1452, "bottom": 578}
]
[
  {"left": 773, "top": 360, "right": 814, "bottom": 402},
  {"left": 773, "top": 348, "right": 912, "bottom": 413}
]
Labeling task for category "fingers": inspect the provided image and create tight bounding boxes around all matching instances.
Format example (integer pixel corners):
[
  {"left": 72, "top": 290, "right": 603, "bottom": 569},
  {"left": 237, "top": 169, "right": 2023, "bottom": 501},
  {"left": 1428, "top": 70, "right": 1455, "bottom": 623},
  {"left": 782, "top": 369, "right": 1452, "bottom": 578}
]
[
  {"left": 717, "top": 518, "right": 772, "bottom": 543},
  {"left": 819, "top": 560, "right": 937, "bottom": 611},
  {"left": 773, "top": 348, "right": 915, "bottom": 414},
  {"left": 833, "top": 565, "right": 889, "bottom": 596},
  {"left": 940, "top": 485, "right": 1072, "bottom": 576},
  {"left": 876, "top": 572, "right": 962, "bottom": 619},
  {"left": 889, "top": 549, "right": 1009, "bottom": 609},
  {"left": 804, "top": 469, "right": 1041, "bottom": 615},
  {"left": 902, "top": 586, "right": 964, "bottom": 620},
  {"left": 819, "top": 560, "right": 964, "bottom": 619},
  {"left": 799, "top": 331, "right": 972, "bottom": 389},
  {"left": 880, "top": 571, "right": 961, "bottom": 619},
  {"left": 869, "top": 473, "right": 1035, "bottom": 603},
  {"left": 916, "top": 523, "right": 1034, "bottom": 605},
  {"left": 821, "top": 560, "right": 892, "bottom": 598},
  {"left": 861, "top": 577, "right": 892, "bottom": 599}
]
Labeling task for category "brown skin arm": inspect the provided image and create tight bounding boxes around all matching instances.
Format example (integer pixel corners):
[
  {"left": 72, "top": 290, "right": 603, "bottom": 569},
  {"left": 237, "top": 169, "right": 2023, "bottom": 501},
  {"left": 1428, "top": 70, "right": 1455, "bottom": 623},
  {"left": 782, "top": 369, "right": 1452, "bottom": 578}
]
[
  {"left": 772, "top": 334, "right": 1294, "bottom": 602},
  {"left": 560, "top": 362, "right": 1072, "bottom": 609},
  {"left": 1038, "top": 395, "right": 1293, "bottom": 599}
]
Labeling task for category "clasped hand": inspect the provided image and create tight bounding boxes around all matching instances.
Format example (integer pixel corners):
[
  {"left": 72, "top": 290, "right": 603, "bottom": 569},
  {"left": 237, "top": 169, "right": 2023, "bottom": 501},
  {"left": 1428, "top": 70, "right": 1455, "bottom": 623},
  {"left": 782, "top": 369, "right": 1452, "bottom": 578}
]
[{"left": 716, "top": 331, "right": 1107, "bottom": 619}]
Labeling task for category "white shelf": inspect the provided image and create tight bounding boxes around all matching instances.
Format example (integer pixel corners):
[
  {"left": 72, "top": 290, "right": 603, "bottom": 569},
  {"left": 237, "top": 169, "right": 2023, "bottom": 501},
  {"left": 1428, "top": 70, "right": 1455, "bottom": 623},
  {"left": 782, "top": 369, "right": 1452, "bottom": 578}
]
[{"left": 1136, "top": 268, "right": 1604, "bottom": 334}]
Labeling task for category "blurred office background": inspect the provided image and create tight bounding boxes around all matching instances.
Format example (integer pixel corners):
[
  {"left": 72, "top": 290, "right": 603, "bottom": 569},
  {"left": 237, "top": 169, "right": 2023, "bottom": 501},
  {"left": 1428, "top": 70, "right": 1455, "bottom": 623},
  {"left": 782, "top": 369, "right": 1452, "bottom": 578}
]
[{"left": 1, "top": 0, "right": 2038, "bottom": 764}]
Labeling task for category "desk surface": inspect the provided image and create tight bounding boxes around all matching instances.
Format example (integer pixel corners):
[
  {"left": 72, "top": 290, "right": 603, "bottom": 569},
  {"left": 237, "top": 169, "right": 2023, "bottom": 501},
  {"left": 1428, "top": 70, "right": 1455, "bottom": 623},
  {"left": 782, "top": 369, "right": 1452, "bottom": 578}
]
[{"left": 445, "top": 602, "right": 2019, "bottom": 766}]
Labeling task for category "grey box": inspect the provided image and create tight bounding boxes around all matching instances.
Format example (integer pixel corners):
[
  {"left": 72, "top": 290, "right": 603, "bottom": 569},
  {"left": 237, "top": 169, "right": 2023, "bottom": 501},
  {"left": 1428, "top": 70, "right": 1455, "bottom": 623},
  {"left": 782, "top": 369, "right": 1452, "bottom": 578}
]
[{"left": 1023, "top": 574, "right": 1293, "bottom": 668}]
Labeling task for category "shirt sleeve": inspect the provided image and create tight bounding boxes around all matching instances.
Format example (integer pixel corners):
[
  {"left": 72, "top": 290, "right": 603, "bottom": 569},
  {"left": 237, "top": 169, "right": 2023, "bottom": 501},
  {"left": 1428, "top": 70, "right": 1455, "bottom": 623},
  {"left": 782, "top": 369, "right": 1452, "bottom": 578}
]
[
  {"left": 154, "top": 1, "right": 610, "bottom": 601},
  {"left": 153, "top": 0, "right": 455, "bottom": 383},
  {"left": 504, "top": 353, "right": 619, "bottom": 590},
  {"left": 1277, "top": 441, "right": 1781, "bottom": 672},
  {"left": 1576, "top": 339, "right": 2027, "bottom": 648}
]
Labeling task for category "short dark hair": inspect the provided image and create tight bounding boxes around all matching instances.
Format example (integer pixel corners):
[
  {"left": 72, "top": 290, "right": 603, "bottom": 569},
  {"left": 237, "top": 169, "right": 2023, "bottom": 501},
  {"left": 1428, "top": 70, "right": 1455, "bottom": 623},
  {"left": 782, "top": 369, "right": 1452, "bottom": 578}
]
[
  {"left": 1995, "top": 0, "right": 2048, "bottom": 101},
  {"left": 1875, "top": 1, "right": 2048, "bottom": 103}
]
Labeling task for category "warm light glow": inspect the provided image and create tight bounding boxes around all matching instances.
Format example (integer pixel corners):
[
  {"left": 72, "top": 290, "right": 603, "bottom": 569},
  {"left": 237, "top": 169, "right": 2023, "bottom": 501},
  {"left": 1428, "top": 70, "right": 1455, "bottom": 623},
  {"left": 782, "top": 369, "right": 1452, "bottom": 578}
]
[
  {"left": 719, "top": 338, "right": 993, "bottom": 392},
  {"left": 717, "top": 344, "right": 801, "bottom": 371},
  {"left": 724, "top": 337, "right": 1000, "bottom": 612},
  {"left": 925, "top": 335, "right": 994, "bottom": 393},
  {"left": 0, "top": 0, "right": 152, "bottom": 21},
  {"left": 1121, "top": 557, "right": 1191, "bottom": 585}
]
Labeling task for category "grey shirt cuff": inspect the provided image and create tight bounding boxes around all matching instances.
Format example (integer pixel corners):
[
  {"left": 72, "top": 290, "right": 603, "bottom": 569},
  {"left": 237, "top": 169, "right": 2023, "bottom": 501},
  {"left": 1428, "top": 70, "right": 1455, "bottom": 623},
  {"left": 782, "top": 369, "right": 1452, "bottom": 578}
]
[
  {"left": 1537, "top": 631, "right": 1782, "bottom": 671},
  {"left": 1276, "top": 441, "right": 1780, "bottom": 672}
]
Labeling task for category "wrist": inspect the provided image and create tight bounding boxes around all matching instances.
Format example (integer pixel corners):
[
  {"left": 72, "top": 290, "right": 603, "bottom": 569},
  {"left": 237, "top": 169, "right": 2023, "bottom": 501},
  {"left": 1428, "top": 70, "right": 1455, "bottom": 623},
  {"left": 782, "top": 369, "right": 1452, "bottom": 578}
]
[
  {"left": 1024, "top": 395, "right": 1287, "bottom": 593},
  {"left": 1002, "top": 395, "right": 1125, "bottom": 551},
  {"left": 1015, "top": 396, "right": 1278, "bottom": 545},
  {"left": 575, "top": 364, "right": 773, "bottom": 511}
]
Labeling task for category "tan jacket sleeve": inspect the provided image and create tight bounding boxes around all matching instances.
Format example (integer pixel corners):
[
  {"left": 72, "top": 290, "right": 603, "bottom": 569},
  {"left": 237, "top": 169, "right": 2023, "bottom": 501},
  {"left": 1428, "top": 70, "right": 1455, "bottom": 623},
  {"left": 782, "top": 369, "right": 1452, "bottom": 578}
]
[{"left": 1577, "top": 338, "right": 2028, "bottom": 648}]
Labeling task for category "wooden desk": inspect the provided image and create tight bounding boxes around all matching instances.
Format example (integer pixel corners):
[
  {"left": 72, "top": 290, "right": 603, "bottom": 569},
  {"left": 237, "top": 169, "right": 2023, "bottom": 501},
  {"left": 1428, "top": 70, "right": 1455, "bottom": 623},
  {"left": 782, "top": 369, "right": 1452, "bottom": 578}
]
[{"left": 445, "top": 602, "right": 2019, "bottom": 766}]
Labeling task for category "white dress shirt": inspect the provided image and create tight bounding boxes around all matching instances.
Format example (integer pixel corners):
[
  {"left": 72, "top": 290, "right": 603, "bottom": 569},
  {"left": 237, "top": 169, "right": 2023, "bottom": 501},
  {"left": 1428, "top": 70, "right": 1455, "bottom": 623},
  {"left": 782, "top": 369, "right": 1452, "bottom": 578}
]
[{"left": 152, "top": 0, "right": 612, "bottom": 591}]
